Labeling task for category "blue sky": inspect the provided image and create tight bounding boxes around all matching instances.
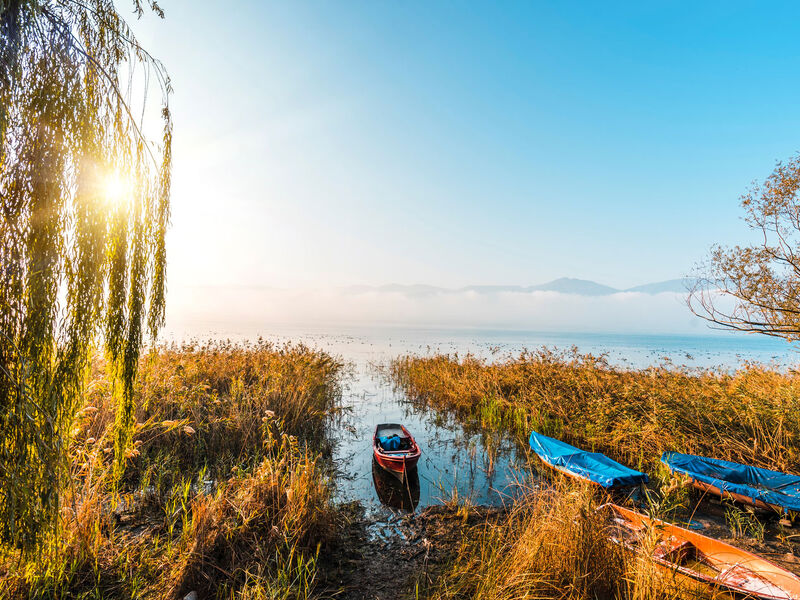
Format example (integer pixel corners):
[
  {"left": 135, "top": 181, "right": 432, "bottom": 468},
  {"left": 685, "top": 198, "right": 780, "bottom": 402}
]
[{"left": 135, "top": 1, "right": 800, "bottom": 292}]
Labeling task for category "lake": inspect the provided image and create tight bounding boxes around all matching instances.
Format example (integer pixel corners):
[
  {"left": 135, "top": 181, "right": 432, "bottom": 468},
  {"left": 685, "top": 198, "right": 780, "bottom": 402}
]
[{"left": 163, "top": 324, "right": 800, "bottom": 524}]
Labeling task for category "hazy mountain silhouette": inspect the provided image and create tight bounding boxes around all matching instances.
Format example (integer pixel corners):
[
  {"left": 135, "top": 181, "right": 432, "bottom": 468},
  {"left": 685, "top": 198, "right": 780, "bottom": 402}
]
[
  {"left": 624, "top": 279, "right": 692, "bottom": 294},
  {"left": 342, "top": 278, "right": 693, "bottom": 297},
  {"left": 527, "top": 277, "right": 619, "bottom": 295}
]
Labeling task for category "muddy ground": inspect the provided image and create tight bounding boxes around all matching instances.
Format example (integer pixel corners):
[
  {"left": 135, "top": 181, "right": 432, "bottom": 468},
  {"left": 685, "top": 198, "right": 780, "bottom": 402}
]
[{"left": 318, "top": 503, "right": 506, "bottom": 600}]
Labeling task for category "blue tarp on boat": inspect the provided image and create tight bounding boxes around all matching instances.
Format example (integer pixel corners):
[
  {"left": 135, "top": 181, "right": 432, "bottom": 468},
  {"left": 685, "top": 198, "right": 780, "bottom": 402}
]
[
  {"left": 379, "top": 435, "right": 402, "bottom": 451},
  {"left": 529, "top": 431, "right": 649, "bottom": 488},
  {"left": 662, "top": 451, "right": 800, "bottom": 513}
]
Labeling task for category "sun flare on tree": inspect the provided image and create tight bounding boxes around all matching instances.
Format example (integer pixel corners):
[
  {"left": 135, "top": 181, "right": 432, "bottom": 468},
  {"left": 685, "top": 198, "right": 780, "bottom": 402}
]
[
  {"left": 101, "top": 170, "right": 134, "bottom": 208},
  {"left": 0, "top": 0, "right": 171, "bottom": 550}
]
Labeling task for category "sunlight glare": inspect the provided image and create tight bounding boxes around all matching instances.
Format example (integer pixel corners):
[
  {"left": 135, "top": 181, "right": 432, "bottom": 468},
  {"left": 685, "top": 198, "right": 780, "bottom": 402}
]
[{"left": 102, "top": 171, "right": 132, "bottom": 207}]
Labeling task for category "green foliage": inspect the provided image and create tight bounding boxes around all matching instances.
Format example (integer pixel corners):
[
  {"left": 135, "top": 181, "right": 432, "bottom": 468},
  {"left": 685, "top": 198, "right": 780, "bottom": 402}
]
[
  {"left": 0, "top": 0, "right": 171, "bottom": 550},
  {"left": 724, "top": 504, "right": 765, "bottom": 542}
]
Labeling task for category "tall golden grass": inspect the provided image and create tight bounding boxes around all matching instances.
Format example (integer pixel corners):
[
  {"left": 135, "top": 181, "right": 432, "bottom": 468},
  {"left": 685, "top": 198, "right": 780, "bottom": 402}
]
[
  {"left": 0, "top": 341, "right": 343, "bottom": 599},
  {"left": 391, "top": 348, "right": 800, "bottom": 475},
  {"left": 85, "top": 340, "right": 342, "bottom": 484},
  {"left": 429, "top": 481, "right": 721, "bottom": 600},
  {"left": 394, "top": 348, "right": 798, "bottom": 599}
]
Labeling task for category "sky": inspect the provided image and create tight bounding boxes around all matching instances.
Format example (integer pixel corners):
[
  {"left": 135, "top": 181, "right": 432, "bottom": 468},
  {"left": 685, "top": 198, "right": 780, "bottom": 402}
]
[{"left": 131, "top": 2, "right": 800, "bottom": 332}]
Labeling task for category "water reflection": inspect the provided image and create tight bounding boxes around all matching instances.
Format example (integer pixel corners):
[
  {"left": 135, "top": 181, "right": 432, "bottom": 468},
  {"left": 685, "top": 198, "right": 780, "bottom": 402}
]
[
  {"left": 372, "top": 458, "right": 420, "bottom": 511},
  {"left": 327, "top": 363, "right": 523, "bottom": 513}
]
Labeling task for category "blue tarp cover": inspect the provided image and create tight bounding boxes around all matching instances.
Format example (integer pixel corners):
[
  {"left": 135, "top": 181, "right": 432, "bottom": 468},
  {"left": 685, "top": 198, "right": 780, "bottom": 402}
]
[
  {"left": 662, "top": 451, "right": 800, "bottom": 513},
  {"left": 529, "top": 431, "right": 649, "bottom": 488},
  {"left": 379, "top": 435, "right": 402, "bottom": 451}
]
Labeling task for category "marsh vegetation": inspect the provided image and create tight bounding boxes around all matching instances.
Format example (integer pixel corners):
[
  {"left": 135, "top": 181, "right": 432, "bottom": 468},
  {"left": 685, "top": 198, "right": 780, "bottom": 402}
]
[
  {"left": 389, "top": 349, "right": 800, "bottom": 600},
  {"left": 391, "top": 349, "right": 800, "bottom": 475},
  {"left": 3, "top": 341, "right": 800, "bottom": 600},
  {"left": 0, "top": 341, "right": 343, "bottom": 599}
]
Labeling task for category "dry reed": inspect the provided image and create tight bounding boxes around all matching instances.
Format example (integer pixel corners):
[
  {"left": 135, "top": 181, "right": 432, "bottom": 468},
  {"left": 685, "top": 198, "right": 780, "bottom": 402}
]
[
  {"left": 0, "top": 340, "right": 343, "bottom": 599},
  {"left": 391, "top": 348, "right": 800, "bottom": 475},
  {"left": 429, "top": 481, "right": 723, "bottom": 600}
]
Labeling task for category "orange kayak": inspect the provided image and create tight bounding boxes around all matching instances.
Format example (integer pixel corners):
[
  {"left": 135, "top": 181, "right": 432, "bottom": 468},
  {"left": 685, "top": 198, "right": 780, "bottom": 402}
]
[{"left": 601, "top": 503, "right": 800, "bottom": 599}]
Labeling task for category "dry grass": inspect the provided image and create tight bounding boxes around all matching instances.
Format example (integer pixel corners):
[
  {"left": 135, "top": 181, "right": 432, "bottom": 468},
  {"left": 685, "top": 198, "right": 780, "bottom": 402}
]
[
  {"left": 83, "top": 340, "right": 342, "bottom": 487},
  {"left": 393, "top": 348, "right": 799, "bottom": 599},
  {"left": 0, "top": 340, "right": 343, "bottom": 600},
  {"left": 163, "top": 431, "right": 333, "bottom": 599},
  {"left": 391, "top": 348, "right": 800, "bottom": 476},
  {"left": 429, "top": 481, "right": 720, "bottom": 600}
]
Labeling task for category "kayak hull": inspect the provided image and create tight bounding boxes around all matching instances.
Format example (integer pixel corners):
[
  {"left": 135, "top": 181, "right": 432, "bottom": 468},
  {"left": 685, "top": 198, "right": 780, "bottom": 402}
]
[
  {"left": 691, "top": 479, "right": 776, "bottom": 512},
  {"left": 602, "top": 503, "right": 800, "bottom": 600},
  {"left": 529, "top": 431, "right": 648, "bottom": 489},
  {"left": 662, "top": 452, "right": 800, "bottom": 515}
]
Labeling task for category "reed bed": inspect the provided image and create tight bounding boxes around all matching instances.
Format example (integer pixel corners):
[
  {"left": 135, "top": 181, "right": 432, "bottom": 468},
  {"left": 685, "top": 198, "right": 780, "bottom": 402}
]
[
  {"left": 391, "top": 348, "right": 800, "bottom": 476},
  {"left": 428, "top": 481, "right": 718, "bottom": 600},
  {"left": 0, "top": 340, "right": 343, "bottom": 599}
]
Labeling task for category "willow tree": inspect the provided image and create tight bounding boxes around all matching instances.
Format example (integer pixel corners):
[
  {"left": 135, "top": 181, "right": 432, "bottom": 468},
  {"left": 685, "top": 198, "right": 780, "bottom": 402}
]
[
  {"left": 689, "top": 154, "right": 800, "bottom": 341},
  {"left": 0, "top": 0, "right": 171, "bottom": 549}
]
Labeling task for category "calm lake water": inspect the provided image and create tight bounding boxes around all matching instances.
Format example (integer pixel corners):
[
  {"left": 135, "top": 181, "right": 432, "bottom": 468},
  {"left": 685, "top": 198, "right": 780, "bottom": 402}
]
[{"left": 164, "top": 324, "right": 800, "bottom": 521}]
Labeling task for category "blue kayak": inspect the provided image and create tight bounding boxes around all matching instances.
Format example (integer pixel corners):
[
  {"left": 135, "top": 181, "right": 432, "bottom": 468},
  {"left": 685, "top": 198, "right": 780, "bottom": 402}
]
[
  {"left": 662, "top": 451, "right": 800, "bottom": 514},
  {"left": 529, "top": 431, "right": 649, "bottom": 488}
]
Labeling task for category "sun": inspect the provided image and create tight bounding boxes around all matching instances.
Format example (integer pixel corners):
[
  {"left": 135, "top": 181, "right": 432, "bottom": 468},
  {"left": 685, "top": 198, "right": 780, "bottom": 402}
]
[{"left": 102, "top": 171, "right": 132, "bottom": 206}]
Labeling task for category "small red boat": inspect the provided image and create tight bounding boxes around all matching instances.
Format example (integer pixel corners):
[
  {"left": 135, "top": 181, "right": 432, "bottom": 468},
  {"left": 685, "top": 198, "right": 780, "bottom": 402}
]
[{"left": 373, "top": 423, "right": 421, "bottom": 480}]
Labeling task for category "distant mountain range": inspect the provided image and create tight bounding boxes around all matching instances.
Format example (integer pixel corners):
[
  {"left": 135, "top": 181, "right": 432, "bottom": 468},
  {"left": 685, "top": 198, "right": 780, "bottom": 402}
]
[{"left": 342, "top": 277, "right": 694, "bottom": 297}]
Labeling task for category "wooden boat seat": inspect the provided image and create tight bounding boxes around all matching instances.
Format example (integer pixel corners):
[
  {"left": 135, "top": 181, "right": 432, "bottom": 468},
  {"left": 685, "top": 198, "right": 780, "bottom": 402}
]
[
  {"left": 716, "top": 563, "right": 789, "bottom": 597},
  {"left": 653, "top": 536, "right": 695, "bottom": 564}
]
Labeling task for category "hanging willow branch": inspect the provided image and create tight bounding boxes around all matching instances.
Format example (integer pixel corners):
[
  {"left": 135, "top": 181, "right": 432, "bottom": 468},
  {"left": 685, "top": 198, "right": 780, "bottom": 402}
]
[{"left": 0, "top": 0, "right": 171, "bottom": 550}]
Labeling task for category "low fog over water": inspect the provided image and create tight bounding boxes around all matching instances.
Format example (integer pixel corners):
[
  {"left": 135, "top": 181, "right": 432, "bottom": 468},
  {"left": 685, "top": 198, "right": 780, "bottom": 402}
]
[{"left": 166, "top": 284, "right": 708, "bottom": 336}]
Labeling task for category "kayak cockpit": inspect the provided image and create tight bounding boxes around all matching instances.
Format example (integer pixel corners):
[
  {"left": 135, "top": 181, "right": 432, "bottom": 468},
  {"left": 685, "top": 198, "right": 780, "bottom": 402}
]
[{"left": 602, "top": 504, "right": 800, "bottom": 599}]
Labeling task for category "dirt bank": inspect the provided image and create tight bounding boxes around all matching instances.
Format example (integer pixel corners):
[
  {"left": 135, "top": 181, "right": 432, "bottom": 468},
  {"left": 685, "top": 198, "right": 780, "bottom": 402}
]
[{"left": 318, "top": 503, "right": 506, "bottom": 600}]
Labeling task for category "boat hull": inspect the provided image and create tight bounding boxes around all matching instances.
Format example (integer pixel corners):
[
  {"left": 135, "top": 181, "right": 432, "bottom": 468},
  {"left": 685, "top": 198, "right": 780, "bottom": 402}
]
[
  {"left": 662, "top": 451, "right": 800, "bottom": 515},
  {"left": 529, "top": 431, "right": 648, "bottom": 489},
  {"left": 373, "top": 423, "right": 421, "bottom": 481},
  {"left": 602, "top": 503, "right": 800, "bottom": 600},
  {"left": 373, "top": 451, "right": 420, "bottom": 475},
  {"left": 691, "top": 479, "right": 776, "bottom": 512}
]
